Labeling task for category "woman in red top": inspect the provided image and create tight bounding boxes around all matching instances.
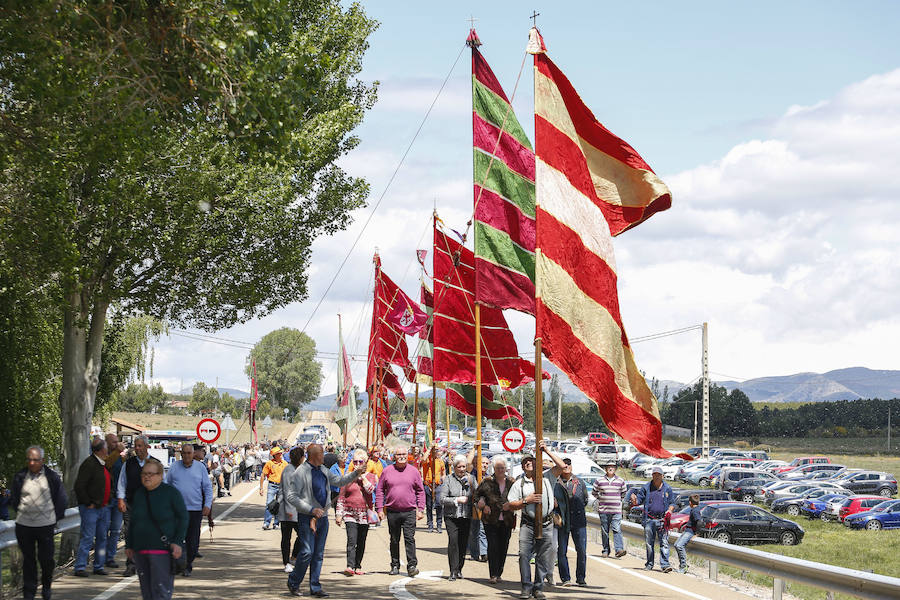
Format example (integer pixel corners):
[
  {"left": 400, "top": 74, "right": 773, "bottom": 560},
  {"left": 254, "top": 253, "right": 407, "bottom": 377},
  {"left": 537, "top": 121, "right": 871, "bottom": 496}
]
[{"left": 335, "top": 449, "right": 377, "bottom": 575}]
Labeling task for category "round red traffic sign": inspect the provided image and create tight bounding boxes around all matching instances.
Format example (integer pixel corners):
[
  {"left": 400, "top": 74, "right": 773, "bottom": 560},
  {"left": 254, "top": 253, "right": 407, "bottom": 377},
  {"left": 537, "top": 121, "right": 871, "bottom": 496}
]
[
  {"left": 501, "top": 427, "right": 526, "bottom": 453},
  {"left": 196, "top": 418, "right": 221, "bottom": 444}
]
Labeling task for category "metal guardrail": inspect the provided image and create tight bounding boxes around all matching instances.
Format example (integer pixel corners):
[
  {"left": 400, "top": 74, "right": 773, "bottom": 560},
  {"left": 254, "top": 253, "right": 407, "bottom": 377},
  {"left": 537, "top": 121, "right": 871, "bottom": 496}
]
[
  {"left": 586, "top": 513, "right": 900, "bottom": 600},
  {"left": 0, "top": 508, "right": 81, "bottom": 599}
]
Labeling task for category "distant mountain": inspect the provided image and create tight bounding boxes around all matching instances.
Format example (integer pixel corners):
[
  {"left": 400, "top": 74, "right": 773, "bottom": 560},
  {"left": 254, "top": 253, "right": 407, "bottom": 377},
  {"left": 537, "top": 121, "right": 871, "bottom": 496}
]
[{"left": 310, "top": 367, "right": 900, "bottom": 408}]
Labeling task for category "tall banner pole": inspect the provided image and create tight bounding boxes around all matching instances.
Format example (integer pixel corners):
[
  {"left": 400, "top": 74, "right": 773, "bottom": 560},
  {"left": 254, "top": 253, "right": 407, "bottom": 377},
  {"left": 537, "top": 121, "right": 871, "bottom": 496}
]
[
  {"left": 413, "top": 382, "right": 419, "bottom": 447},
  {"left": 366, "top": 386, "right": 372, "bottom": 449},
  {"left": 430, "top": 391, "right": 436, "bottom": 497},
  {"left": 534, "top": 337, "right": 544, "bottom": 538},
  {"left": 475, "top": 304, "right": 483, "bottom": 484}
]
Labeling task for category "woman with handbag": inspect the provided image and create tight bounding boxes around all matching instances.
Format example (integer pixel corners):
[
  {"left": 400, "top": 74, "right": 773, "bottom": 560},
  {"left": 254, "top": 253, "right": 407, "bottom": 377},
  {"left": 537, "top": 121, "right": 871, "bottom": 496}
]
[
  {"left": 439, "top": 455, "right": 476, "bottom": 581},
  {"left": 278, "top": 447, "right": 305, "bottom": 573},
  {"left": 335, "top": 449, "right": 378, "bottom": 576},
  {"left": 474, "top": 455, "right": 517, "bottom": 584},
  {"left": 125, "top": 460, "right": 188, "bottom": 600}
]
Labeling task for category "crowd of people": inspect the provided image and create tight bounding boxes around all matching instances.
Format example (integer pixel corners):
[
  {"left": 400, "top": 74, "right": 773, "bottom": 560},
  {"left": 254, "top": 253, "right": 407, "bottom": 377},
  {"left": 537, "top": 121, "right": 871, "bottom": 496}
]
[{"left": 3, "top": 429, "right": 701, "bottom": 600}]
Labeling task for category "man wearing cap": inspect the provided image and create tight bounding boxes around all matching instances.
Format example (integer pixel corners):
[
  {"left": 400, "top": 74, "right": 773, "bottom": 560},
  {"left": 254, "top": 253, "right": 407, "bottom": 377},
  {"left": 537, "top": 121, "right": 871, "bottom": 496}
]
[
  {"left": 592, "top": 461, "right": 627, "bottom": 559},
  {"left": 505, "top": 441, "right": 565, "bottom": 600},
  {"left": 555, "top": 456, "right": 589, "bottom": 587},
  {"left": 630, "top": 466, "right": 676, "bottom": 572},
  {"left": 261, "top": 447, "right": 287, "bottom": 530}
]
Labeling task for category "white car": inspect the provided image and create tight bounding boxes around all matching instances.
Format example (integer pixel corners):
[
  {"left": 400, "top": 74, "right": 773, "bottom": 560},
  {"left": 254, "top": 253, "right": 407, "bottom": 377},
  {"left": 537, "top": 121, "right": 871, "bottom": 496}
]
[{"left": 635, "top": 458, "right": 667, "bottom": 478}]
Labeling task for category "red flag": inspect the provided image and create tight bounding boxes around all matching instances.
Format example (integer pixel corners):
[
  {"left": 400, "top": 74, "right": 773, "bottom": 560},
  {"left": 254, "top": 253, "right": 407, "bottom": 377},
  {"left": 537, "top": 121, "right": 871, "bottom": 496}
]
[
  {"left": 385, "top": 288, "right": 428, "bottom": 336},
  {"left": 367, "top": 254, "right": 417, "bottom": 400}
]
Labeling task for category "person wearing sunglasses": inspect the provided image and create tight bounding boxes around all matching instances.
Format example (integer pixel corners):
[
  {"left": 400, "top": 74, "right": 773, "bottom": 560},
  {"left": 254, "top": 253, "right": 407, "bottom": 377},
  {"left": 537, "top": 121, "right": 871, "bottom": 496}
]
[{"left": 335, "top": 449, "right": 378, "bottom": 576}]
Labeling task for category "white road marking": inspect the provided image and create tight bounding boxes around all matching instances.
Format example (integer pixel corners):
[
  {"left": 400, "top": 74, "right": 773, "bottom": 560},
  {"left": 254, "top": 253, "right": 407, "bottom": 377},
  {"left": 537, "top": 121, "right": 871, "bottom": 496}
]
[
  {"left": 572, "top": 544, "right": 715, "bottom": 600},
  {"left": 90, "top": 485, "right": 257, "bottom": 600},
  {"left": 389, "top": 570, "right": 444, "bottom": 600}
]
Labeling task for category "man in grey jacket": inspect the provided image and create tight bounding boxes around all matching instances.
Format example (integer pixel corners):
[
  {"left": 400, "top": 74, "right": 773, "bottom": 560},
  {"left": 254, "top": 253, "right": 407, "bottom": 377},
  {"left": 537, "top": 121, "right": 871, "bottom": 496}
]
[{"left": 286, "top": 444, "right": 365, "bottom": 597}]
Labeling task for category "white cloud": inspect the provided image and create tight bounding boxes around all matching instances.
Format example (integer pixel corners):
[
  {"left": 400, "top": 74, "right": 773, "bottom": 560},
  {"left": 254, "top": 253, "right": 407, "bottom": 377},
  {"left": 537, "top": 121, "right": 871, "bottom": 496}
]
[{"left": 149, "top": 68, "right": 900, "bottom": 398}]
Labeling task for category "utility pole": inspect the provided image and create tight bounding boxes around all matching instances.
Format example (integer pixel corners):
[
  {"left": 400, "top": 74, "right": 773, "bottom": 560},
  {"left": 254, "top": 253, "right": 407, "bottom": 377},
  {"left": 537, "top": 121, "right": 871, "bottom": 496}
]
[
  {"left": 702, "top": 322, "right": 710, "bottom": 459},
  {"left": 557, "top": 390, "right": 562, "bottom": 439}
]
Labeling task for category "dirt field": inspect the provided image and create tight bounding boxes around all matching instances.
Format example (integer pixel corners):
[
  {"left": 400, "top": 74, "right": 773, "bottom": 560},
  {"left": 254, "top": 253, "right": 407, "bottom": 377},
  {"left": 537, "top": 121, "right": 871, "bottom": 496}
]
[{"left": 108, "top": 411, "right": 296, "bottom": 444}]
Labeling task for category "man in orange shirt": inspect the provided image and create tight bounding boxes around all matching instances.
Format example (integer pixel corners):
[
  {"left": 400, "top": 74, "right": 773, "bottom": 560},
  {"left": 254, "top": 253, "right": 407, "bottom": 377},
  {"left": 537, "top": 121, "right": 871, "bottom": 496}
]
[
  {"left": 366, "top": 447, "right": 384, "bottom": 478},
  {"left": 421, "top": 446, "right": 445, "bottom": 533},
  {"left": 260, "top": 447, "right": 286, "bottom": 530}
]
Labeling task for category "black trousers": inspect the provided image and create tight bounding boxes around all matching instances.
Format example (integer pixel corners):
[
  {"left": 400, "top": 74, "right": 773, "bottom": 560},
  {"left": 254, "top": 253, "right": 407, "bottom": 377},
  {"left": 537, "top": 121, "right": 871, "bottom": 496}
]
[
  {"left": 445, "top": 516, "right": 471, "bottom": 575},
  {"left": 484, "top": 522, "right": 513, "bottom": 578},
  {"left": 15, "top": 524, "right": 55, "bottom": 600},
  {"left": 386, "top": 510, "right": 417, "bottom": 569},
  {"left": 184, "top": 511, "right": 203, "bottom": 568},
  {"left": 280, "top": 521, "right": 302, "bottom": 565},
  {"left": 344, "top": 521, "right": 370, "bottom": 569}
]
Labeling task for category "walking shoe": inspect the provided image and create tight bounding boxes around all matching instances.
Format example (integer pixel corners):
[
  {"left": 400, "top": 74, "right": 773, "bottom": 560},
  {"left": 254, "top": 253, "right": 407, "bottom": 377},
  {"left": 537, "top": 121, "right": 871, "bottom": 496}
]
[
  {"left": 195, "top": 553, "right": 203, "bottom": 559},
  {"left": 105, "top": 561, "right": 119, "bottom": 568},
  {"left": 285, "top": 563, "right": 295, "bottom": 573},
  {"left": 559, "top": 580, "right": 571, "bottom": 587},
  {"left": 73, "top": 570, "right": 88, "bottom": 577},
  {"left": 643, "top": 565, "right": 653, "bottom": 571},
  {"left": 615, "top": 550, "right": 627, "bottom": 558},
  {"left": 576, "top": 581, "right": 587, "bottom": 587},
  {"left": 287, "top": 583, "right": 302, "bottom": 597},
  {"left": 435, "top": 527, "right": 441, "bottom": 533},
  {"left": 92, "top": 569, "right": 109, "bottom": 576},
  {"left": 480, "top": 554, "right": 488, "bottom": 562},
  {"left": 342, "top": 568, "right": 355, "bottom": 576},
  {"left": 677, "top": 566, "right": 688, "bottom": 574},
  {"left": 354, "top": 569, "right": 365, "bottom": 575},
  {"left": 310, "top": 591, "right": 329, "bottom": 598},
  {"left": 488, "top": 576, "right": 498, "bottom": 584},
  {"left": 407, "top": 567, "right": 419, "bottom": 577},
  {"left": 601, "top": 551, "right": 610, "bottom": 557},
  {"left": 518, "top": 592, "right": 531, "bottom": 600},
  {"left": 544, "top": 576, "right": 553, "bottom": 586},
  {"left": 389, "top": 567, "right": 400, "bottom": 576},
  {"left": 448, "top": 573, "right": 457, "bottom": 581},
  {"left": 183, "top": 567, "right": 192, "bottom": 577},
  {"left": 122, "top": 565, "right": 136, "bottom": 577},
  {"left": 663, "top": 566, "right": 673, "bottom": 573},
  {"left": 262, "top": 524, "right": 270, "bottom": 530},
  {"left": 532, "top": 591, "right": 547, "bottom": 600},
  {"left": 426, "top": 527, "right": 434, "bottom": 533}
]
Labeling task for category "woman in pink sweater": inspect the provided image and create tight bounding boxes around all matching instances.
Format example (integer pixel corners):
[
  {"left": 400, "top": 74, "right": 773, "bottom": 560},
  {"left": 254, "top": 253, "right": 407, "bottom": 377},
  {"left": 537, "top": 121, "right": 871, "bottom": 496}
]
[{"left": 335, "top": 449, "right": 377, "bottom": 575}]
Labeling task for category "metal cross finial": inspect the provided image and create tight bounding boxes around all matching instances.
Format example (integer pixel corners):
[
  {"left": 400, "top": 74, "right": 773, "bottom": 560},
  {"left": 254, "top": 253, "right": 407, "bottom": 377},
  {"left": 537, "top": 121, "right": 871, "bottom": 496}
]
[
  {"left": 530, "top": 10, "right": 540, "bottom": 27},
  {"left": 468, "top": 15, "right": 477, "bottom": 29}
]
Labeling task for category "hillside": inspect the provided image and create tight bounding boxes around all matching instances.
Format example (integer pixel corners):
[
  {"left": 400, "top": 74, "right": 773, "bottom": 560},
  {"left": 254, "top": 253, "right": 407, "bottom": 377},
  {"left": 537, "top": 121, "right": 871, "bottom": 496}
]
[{"left": 311, "top": 366, "right": 900, "bottom": 408}]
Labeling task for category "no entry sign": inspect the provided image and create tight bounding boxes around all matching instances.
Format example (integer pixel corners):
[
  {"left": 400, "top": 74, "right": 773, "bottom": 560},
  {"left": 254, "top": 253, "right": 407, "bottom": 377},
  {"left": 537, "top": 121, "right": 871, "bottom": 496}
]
[
  {"left": 501, "top": 427, "right": 526, "bottom": 453},
  {"left": 196, "top": 418, "right": 221, "bottom": 444}
]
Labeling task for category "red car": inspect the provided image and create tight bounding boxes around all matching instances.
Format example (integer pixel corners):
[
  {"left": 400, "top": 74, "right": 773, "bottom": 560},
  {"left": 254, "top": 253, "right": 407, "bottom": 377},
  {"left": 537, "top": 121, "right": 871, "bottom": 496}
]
[
  {"left": 587, "top": 432, "right": 614, "bottom": 444},
  {"left": 669, "top": 500, "right": 746, "bottom": 532},
  {"left": 838, "top": 496, "right": 886, "bottom": 521},
  {"left": 773, "top": 456, "right": 831, "bottom": 475}
]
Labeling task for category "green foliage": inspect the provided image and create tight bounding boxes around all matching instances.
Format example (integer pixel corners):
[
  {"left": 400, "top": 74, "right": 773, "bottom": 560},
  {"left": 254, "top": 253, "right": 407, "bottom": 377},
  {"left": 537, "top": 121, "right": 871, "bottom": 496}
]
[
  {"left": 0, "top": 270, "right": 63, "bottom": 484},
  {"left": 96, "top": 314, "right": 166, "bottom": 417},
  {"left": 662, "top": 381, "right": 759, "bottom": 439},
  {"left": 117, "top": 382, "right": 170, "bottom": 413},
  {"left": 754, "top": 398, "right": 899, "bottom": 439},
  {"left": 246, "top": 327, "right": 322, "bottom": 411}
]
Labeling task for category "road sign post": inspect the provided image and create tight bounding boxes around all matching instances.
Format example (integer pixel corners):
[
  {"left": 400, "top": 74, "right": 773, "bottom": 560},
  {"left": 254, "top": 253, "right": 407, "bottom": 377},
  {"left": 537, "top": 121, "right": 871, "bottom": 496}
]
[
  {"left": 221, "top": 414, "right": 237, "bottom": 445},
  {"left": 197, "top": 418, "right": 221, "bottom": 445},
  {"left": 501, "top": 427, "right": 526, "bottom": 453},
  {"left": 261, "top": 415, "right": 273, "bottom": 440}
]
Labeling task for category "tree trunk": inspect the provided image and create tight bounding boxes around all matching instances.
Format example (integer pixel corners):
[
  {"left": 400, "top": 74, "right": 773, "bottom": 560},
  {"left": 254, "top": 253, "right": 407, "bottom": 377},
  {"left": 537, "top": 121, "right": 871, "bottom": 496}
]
[{"left": 58, "top": 292, "right": 109, "bottom": 494}]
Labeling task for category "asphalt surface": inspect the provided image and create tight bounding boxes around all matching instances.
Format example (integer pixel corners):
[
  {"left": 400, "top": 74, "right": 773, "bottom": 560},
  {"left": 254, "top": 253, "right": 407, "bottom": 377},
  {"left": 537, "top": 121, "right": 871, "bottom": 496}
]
[{"left": 50, "top": 479, "right": 758, "bottom": 600}]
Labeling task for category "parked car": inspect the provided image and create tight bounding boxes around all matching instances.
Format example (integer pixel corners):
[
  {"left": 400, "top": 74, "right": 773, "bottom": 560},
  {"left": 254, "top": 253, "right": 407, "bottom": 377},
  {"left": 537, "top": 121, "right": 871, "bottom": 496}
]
[
  {"left": 773, "top": 456, "right": 831, "bottom": 475},
  {"left": 719, "top": 468, "right": 779, "bottom": 491},
  {"left": 771, "top": 488, "right": 840, "bottom": 517},
  {"left": 589, "top": 444, "right": 618, "bottom": 464},
  {"left": 765, "top": 483, "right": 822, "bottom": 505},
  {"left": 746, "top": 450, "right": 769, "bottom": 461},
  {"left": 821, "top": 495, "right": 853, "bottom": 522},
  {"left": 838, "top": 495, "right": 888, "bottom": 521},
  {"left": 669, "top": 500, "right": 746, "bottom": 531},
  {"left": 462, "top": 427, "right": 476, "bottom": 437},
  {"left": 699, "top": 504, "right": 804, "bottom": 545},
  {"left": 781, "top": 463, "right": 846, "bottom": 480},
  {"left": 757, "top": 460, "right": 789, "bottom": 472},
  {"left": 614, "top": 443, "right": 639, "bottom": 467},
  {"left": 843, "top": 499, "right": 900, "bottom": 530},
  {"left": 629, "top": 454, "right": 654, "bottom": 470},
  {"left": 627, "top": 488, "right": 729, "bottom": 523},
  {"left": 731, "top": 478, "right": 779, "bottom": 503},
  {"left": 799, "top": 494, "right": 848, "bottom": 521},
  {"left": 675, "top": 460, "right": 713, "bottom": 483},
  {"left": 585, "top": 432, "right": 615, "bottom": 444},
  {"left": 839, "top": 471, "right": 898, "bottom": 497}
]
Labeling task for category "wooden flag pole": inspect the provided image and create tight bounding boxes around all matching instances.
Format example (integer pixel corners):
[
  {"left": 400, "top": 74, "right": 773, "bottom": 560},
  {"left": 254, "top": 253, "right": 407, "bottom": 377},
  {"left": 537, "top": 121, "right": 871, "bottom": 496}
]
[
  {"left": 534, "top": 337, "right": 544, "bottom": 539},
  {"left": 366, "top": 386, "right": 372, "bottom": 449},
  {"left": 412, "top": 382, "right": 419, "bottom": 447},
  {"left": 430, "top": 391, "right": 436, "bottom": 497},
  {"left": 475, "top": 304, "right": 483, "bottom": 484}
]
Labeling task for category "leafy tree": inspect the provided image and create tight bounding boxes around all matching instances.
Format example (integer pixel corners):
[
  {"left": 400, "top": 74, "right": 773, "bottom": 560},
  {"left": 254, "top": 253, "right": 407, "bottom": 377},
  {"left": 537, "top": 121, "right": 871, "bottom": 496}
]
[
  {"left": 0, "top": 1, "right": 377, "bottom": 486},
  {"left": 246, "top": 328, "right": 322, "bottom": 412},
  {"left": 117, "top": 382, "right": 169, "bottom": 413},
  {"left": 189, "top": 382, "right": 221, "bottom": 414}
]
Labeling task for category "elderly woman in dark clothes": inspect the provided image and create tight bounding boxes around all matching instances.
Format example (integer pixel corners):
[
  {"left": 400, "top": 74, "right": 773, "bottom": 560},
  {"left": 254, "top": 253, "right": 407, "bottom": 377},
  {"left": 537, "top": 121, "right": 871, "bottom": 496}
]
[
  {"left": 125, "top": 460, "right": 188, "bottom": 600},
  {"left": 474, "top": 454, "right": 518, "bottom": 584},
  {"left": 439, "top": 454, "right": 476, "bottom": 581}
]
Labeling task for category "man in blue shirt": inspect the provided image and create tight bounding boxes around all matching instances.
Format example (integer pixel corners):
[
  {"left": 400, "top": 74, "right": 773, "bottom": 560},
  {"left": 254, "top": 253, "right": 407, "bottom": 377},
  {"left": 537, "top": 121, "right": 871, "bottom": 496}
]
[
  {"left": 165, "top": 443, "right": 213, "bottom": 576},
  {"left": 630, "top": 466, "right": 676, "bottom": 572}
]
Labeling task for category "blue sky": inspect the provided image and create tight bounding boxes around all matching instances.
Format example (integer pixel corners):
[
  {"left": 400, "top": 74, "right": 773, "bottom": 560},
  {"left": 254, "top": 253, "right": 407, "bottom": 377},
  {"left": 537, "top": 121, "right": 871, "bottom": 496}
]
[{"left": 149, "top": 1, "right": 900, "bottom": 399}]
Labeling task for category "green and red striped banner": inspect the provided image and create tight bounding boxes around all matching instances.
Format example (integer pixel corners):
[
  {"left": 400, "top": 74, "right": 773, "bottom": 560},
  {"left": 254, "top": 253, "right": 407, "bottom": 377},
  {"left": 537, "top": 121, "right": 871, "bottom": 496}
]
[{"left": 470, "top": 31, "right": 536, "bottom": 315}]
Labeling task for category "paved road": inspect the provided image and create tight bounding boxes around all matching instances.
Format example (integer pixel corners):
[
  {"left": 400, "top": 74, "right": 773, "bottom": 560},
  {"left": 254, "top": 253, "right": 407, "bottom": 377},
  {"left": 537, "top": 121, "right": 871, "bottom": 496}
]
[{"left": 51, "top": 480, "right": 757, "bottom": 600}]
